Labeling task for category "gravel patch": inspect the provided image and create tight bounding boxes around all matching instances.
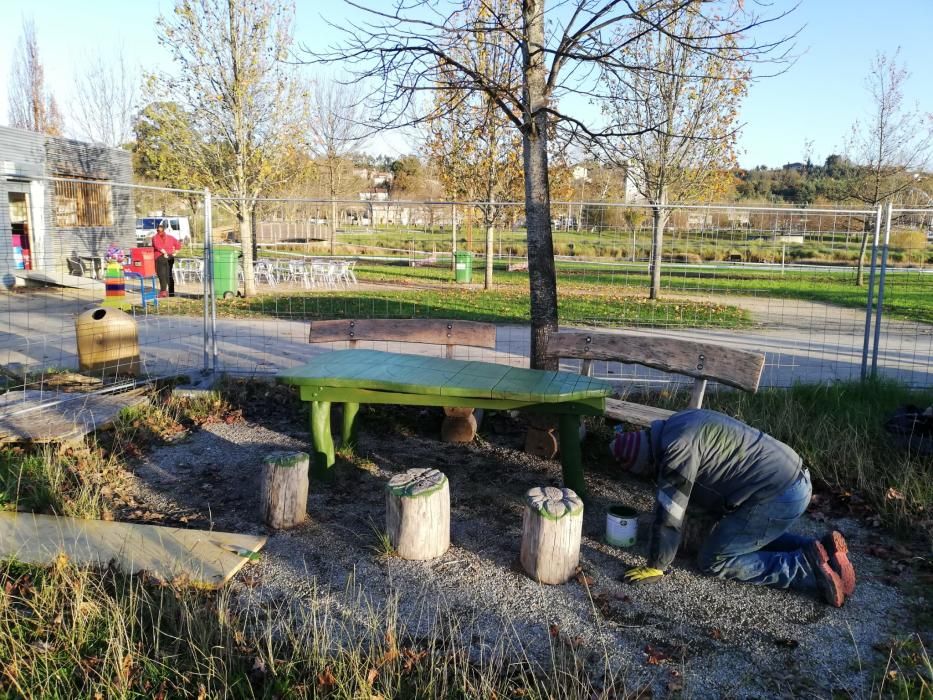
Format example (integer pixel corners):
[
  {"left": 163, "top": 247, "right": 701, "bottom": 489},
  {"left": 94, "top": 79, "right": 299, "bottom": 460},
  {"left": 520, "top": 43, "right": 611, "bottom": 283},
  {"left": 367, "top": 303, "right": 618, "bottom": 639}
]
[{"left": 122, "top": 401, "right": 924, "bottom": 698}]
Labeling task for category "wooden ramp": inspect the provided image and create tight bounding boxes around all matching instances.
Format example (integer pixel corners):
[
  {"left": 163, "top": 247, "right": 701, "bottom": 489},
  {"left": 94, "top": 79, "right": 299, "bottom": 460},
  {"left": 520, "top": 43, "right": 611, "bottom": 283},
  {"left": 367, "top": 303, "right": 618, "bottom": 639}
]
[
  {"left": 0, "top": 390, "right": 148, "bottom": 444},
  {"left": 14, "top": 270, "right": 104, "bottom": 291},
  {"left": 0, "top": 512, "right": 267, "bottom": 589}
]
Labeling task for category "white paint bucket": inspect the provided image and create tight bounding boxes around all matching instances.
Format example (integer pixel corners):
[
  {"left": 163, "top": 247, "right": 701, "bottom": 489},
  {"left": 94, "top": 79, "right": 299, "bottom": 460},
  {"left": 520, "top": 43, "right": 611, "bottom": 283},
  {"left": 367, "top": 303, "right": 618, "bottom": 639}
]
[{"left": 606, "top": 505, "right": 639, "bottom": 547}]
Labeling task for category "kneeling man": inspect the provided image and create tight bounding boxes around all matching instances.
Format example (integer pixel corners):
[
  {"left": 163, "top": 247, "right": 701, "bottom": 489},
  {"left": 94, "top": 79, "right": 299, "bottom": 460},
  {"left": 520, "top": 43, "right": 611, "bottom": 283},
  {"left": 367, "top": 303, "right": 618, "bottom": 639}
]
[{"left": 611, "top": 409, "right": 855, "bottom": 607}]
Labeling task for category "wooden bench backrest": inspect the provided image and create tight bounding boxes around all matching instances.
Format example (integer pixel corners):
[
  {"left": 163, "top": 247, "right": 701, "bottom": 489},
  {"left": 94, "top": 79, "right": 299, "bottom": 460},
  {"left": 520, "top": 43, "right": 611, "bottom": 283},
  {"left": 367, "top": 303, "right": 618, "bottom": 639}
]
[
  {"left": 309, "top": 319, "right": 497, "bottom": 359},
  {"left": 544, "top": 330, "right": 764, "bottom": 408}
]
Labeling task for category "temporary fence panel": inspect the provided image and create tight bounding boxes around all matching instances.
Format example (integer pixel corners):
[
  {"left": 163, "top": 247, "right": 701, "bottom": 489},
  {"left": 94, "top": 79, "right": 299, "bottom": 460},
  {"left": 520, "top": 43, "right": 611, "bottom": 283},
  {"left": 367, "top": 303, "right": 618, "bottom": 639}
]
[{"left": 3, "top": 186, "right": 932, "bottom": 395}]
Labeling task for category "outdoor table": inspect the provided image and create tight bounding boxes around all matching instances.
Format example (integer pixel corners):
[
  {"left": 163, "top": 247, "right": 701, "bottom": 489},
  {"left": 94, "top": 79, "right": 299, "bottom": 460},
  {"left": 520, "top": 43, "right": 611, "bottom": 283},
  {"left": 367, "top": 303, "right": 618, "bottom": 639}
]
[{"left": 278, "top": 349, "right": 613, "bottom": 496}]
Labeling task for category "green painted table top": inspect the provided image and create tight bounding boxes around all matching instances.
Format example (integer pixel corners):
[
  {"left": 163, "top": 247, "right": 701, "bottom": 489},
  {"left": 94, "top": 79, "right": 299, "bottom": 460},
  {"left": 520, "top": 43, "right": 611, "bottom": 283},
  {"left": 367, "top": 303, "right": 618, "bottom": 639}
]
[{"left": 279, "top": 349, "right": 612, "bottom": 403}]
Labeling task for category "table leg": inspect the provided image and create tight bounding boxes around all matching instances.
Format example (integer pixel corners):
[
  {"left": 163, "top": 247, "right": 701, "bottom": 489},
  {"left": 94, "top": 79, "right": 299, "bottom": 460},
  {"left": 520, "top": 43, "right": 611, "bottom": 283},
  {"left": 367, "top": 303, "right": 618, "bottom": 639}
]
[
  {"left": 341, "top": 402, "right": 359, "bottom": 448},
  {"left": 558, "top": 413, "right": 587, "bottom": 499},
  {"left": 310, "top": 400, "right": 335, "bottom": 479}
]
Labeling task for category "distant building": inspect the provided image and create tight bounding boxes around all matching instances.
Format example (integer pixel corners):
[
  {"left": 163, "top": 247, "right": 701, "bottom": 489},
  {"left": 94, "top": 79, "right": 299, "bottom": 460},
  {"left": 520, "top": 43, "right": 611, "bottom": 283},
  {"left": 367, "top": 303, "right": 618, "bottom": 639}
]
[
  {"left": 725, "top": 208, "right": 750, "bottom": 227},
  {"left": 686, "top": 212, "right": 713, "bottom": 230},
  {"left": 0, "top": 125, "right": 135, "bottom": 288}
]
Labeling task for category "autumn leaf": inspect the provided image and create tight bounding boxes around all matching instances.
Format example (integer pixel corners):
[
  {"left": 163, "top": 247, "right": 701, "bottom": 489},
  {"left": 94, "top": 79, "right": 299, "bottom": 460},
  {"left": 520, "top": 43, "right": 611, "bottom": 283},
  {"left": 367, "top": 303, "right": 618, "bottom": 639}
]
[{"left": 317, "top": 667, "right": 336, "bottom": 689}]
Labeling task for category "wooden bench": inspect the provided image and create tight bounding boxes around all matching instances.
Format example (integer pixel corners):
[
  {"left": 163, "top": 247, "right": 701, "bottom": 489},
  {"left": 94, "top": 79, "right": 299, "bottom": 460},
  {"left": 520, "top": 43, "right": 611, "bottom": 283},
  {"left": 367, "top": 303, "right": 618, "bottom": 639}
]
[
  {"left": 543, "top": 330, "right": 765, "bottom": 427},
  {"left": 309, "top": 319, "right": 498, "bottom": 441}
]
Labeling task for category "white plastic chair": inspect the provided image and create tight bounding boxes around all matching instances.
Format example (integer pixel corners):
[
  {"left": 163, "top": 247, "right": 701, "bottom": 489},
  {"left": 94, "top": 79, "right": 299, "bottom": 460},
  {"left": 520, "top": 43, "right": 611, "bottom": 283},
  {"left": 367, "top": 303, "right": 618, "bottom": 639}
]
[
  {"left": 288, "top": 260, "right": 313, "bottom": 289},
  {"left": 254, "top": 259, "right": 278, "bottom": 286},
  {"left": 311, "top": 260, "right": 336, "bottom": 288},
  {"left": 345, "top": 260, "right": 358, "bottom": 285},
  {"left": 174, "top": 258, "right": 203, "bottom": 284},
  {"left": 333, "top": 260, "right": 358, "bottom": 287}
]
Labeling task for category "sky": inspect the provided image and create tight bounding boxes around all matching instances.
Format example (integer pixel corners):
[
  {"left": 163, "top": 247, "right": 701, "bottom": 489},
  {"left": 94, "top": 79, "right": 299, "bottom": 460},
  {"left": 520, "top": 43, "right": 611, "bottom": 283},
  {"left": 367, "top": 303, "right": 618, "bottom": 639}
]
[{"left": 0, "top": 0, "right": 930, "bottom": 170}]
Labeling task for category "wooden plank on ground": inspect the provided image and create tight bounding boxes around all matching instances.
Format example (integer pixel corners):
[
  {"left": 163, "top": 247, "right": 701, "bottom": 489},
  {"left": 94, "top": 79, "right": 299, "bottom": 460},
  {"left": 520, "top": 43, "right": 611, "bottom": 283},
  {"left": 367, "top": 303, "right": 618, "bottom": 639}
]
[
  {"left": 0, "top": 390, "right": 148, "bottom": 444},
  {"left": 0, "top": 512, "right": 267, "bottom": 589}
]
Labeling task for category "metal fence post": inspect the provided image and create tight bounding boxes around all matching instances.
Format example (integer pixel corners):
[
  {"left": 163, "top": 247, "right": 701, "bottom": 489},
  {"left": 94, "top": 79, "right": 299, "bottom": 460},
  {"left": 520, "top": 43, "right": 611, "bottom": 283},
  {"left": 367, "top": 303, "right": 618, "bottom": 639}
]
[
  {"left": 203, "top": 188, "right": 212, "bottom": 374},
  {"left": 203, "top": 188, "right": 218, "bottom": 373},
  {"left": 870, "top": 203, "right": 893, "bottom": 379},
  {"left": 860, "top": 206, "right": 883, "bottom": 380}
]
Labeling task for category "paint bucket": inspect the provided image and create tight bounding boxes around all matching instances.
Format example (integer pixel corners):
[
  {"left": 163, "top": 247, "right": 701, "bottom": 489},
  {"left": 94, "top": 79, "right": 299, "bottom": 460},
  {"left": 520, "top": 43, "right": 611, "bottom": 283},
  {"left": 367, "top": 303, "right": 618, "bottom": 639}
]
[{"left": 606, "top": 505, "right": 639, "bottom": 547}]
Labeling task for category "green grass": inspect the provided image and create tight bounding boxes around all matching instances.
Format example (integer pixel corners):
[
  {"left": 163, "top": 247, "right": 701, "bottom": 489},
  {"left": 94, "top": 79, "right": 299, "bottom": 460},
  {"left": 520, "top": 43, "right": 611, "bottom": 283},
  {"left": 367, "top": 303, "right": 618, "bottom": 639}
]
[
  {"left": 355, "top": 260, "right": 933, "bottom": 325},
  {"left": 0, "top": 446, "right": 107, "bottom": 518},
  {"left": 0, "top": 561, "right": 623, "bottom": 699},
  {"left": 165, "top": 284, "right": 752, "bottom": 328}
]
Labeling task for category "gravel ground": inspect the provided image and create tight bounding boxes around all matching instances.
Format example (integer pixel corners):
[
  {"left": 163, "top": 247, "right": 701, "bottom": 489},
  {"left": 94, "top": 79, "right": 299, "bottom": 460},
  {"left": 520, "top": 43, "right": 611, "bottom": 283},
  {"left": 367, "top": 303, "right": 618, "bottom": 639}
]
[{"left": 119, "top": 394, "right": 925, "bottom": 699}]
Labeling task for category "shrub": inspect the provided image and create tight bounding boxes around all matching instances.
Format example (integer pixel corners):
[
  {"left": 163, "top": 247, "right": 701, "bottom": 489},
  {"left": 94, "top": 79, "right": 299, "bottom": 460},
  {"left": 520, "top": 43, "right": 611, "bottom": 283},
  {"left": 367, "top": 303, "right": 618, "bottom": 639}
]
[{"left": 889, "top": 229, "right": 927, "bottom": 250}]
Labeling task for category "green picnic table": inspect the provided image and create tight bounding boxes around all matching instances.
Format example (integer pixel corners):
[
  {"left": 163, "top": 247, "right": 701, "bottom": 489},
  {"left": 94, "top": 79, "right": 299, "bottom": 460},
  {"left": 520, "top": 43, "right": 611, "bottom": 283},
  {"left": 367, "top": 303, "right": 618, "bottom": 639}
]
[{"left": 278, "top": 349, "right": 613, "bottom": 497}]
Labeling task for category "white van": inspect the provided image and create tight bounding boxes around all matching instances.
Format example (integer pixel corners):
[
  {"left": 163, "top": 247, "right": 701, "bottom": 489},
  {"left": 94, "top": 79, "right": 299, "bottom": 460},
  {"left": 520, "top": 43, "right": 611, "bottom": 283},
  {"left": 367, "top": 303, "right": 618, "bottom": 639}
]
[{"left": 135, "top": 216, "right": 192, "bottom": 244}]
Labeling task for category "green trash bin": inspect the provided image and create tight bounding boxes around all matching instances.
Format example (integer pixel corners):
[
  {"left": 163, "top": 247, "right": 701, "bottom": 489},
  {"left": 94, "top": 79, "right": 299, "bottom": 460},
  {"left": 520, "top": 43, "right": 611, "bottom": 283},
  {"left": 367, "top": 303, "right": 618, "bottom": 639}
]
[
  {"left": 454, "top": 250, "right": 473, "bottom": 283},
  {"left": 213, "top": 246, "right": 240, "bottom": 299}
]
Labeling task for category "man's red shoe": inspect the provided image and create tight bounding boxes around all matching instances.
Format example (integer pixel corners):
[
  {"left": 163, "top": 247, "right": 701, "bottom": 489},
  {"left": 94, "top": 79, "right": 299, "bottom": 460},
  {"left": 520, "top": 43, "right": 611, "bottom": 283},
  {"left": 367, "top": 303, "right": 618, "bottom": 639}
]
[
  {"left": 809, "top": 541, "right": 845, "bottom": 607},
  {"left": 822, "top": 531, "right": 856, "bottom": 596}
]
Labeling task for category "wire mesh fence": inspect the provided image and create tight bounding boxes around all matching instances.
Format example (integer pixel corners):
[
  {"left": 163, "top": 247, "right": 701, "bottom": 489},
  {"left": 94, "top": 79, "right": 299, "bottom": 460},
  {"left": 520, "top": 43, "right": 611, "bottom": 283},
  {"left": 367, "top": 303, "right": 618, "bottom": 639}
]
[{"left": 2, "top": 179, "right": 932, "bottom": 404}]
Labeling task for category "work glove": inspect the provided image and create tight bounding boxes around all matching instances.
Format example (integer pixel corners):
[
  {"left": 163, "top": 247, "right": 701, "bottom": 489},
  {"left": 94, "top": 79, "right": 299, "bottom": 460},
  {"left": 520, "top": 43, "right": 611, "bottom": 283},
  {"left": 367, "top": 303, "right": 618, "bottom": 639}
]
[{"left": 622, "top": 566, "right": 665, "bottom": 585}]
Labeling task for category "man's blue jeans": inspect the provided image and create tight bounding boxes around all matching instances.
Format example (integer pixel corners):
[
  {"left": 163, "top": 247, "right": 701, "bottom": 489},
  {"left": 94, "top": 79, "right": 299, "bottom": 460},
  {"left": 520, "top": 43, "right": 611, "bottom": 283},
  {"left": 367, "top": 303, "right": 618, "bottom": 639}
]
[{"left": 697, "top": 469, "right": 817, "bottom": 590}]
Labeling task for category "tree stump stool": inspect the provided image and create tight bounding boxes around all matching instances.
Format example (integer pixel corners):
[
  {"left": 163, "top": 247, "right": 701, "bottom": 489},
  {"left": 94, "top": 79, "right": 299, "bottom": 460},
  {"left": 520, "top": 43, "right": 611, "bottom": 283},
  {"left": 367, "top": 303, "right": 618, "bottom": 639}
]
[
  {"left": 259, "top": 451, "right": 310, "bottom": 529},
  {"left": 520, "top": 486, "right": 584, "bottom": 584},
  {"left": 386, "top": 468, "right": 450, "bottom": 560},
  {"left": 441, "top": 407, "right": 478, "bottom": 443}
]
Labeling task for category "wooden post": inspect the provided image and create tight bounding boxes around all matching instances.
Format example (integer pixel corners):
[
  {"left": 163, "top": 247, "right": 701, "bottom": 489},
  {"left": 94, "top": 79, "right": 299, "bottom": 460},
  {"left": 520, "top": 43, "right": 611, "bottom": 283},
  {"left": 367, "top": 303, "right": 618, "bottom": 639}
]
[
  {"left": 386, "top": 468, "right": 450, "bottom": 560},
  {"left": 524, "top": 414, "right": 559, "bottom": 459},
  {"left": 441, "top": 406, "right": 478, "bottom": 443},
  {"left": 520, "top": 486, "right": 583, "bottom": 584},
  {"left": 260, "top": 451, "right": 309, "bottom": 529}
]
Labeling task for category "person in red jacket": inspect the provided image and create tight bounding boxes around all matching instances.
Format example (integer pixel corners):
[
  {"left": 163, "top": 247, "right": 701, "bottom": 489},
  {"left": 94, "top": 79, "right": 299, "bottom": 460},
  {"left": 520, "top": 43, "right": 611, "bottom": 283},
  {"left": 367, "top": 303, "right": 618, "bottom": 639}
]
[{"left": 151, "top": 223, "right": 181, "bottom": 297}]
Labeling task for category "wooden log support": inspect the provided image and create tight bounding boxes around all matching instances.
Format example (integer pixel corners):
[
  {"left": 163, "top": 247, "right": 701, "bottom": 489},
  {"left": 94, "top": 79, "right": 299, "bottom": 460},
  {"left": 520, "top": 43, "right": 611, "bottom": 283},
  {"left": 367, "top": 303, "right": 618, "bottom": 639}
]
[
  {"left": 260, "top": 451, "right": 310, "bottom": 529},
  {"left": 386, "top": 468, "right": 450, "bottom": 560},
  {"left": 520, "top": 486, "right": 584, "bottom": 584},
  {"left": 441, "top": 406, "right": 478, "bottom": 443},
  {"left": 524, "top": 414, "right": 559, "bottom": 459}
]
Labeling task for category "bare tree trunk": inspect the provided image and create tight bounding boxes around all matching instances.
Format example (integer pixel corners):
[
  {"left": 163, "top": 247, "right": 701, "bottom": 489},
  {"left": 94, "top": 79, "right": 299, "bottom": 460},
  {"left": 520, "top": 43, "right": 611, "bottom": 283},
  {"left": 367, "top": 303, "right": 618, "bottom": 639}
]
[
  {"left": 649, "top": 205, "right": 666, "bottom": 300},
  {"left": 239, "top": 198, "right": 256, "bottom": 297},
  {"left": 855, "top": 221, "right": 872, "bottom": 287},
  {"left": 522, "top": 0, "right": 558, "bottom": 370},
  {"left": 484, "top": 221, "right": 495, "bottom": 289},
  {"left": 330, "top": 198, "right": 338, "bottom": 255}
]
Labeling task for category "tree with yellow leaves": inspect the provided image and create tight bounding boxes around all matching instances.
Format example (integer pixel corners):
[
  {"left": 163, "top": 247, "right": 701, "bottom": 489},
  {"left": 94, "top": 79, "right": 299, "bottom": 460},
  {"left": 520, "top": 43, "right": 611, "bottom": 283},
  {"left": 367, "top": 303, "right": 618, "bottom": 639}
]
[
  {"left": 426, "top": 0, "right": 524, "bottom": 289},
  {"left": 596, "top": 3, "right": 750, "bottom": 299}
]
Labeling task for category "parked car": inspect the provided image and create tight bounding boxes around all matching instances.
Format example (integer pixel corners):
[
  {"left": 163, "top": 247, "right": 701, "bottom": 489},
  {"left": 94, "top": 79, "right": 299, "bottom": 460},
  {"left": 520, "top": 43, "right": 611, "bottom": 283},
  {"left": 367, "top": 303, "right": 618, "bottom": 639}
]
[{"left": 135, "top": 216, "right": 191, "bottom": 244}]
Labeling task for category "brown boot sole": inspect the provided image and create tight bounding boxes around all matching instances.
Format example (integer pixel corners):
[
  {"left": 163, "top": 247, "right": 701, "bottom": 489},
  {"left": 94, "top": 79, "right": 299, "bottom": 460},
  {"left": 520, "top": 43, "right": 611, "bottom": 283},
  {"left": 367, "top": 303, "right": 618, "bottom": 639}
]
[
  {"left": 824, "top": 531, "right": 856, "bottom": 597},
  {"left": 812, "top": 541, "right": 845, "bottom": 607}
]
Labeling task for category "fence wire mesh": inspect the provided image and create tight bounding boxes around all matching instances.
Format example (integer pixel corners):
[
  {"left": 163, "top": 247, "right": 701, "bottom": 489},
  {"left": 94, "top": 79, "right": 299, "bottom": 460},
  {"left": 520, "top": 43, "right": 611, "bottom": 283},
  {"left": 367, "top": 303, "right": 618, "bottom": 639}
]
[{"left": 2, "top": 181, "right": 932, "bottom": 407}]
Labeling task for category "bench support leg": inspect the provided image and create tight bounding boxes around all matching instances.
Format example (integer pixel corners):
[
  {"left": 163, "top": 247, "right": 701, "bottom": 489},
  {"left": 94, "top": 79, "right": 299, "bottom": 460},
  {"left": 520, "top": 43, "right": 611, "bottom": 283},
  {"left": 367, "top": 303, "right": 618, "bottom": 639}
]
[
  {"left": 341, "top": 402, "right": 359, "bottom": 448},
  {"left": 558, "top": 413, "right": 586, "bottom": 500},
  {"left": 310, "top": 400, "right": 335, "bottom": 479}
]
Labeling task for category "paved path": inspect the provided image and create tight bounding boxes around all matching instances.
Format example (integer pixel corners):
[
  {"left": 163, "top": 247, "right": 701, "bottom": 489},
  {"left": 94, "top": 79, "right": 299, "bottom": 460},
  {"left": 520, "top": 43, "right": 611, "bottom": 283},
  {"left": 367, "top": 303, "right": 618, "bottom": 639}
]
[{"left": 1, "top": 287, "right": 931, "bottom": 391}]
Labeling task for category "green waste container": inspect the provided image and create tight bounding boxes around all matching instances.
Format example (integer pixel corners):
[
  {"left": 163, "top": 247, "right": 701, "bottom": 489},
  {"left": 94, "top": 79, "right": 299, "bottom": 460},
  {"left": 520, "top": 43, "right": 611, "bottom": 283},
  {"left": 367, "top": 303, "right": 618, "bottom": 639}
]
[
  {"left": 454, "top": 250, "right": 473, "bottom": 283},
  {"left": 213, "top": 246, "right": 240, "bottom": 299}
]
